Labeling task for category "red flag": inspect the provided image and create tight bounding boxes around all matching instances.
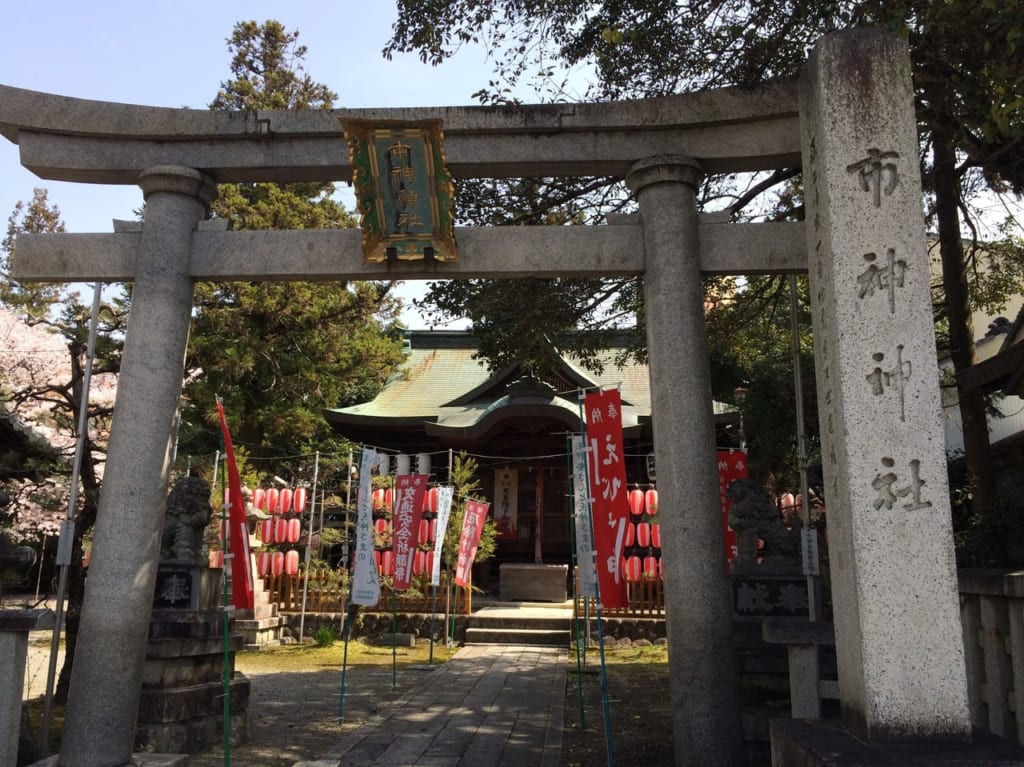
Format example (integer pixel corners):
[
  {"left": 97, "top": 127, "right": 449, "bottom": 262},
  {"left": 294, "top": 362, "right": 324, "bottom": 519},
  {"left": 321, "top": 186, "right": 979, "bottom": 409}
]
[
  {"left": 584, "top": 388, "right": 630, "bottom": 608},
  {"left": 454, "top": 499, "right": 489, "bottom": 587},
  {"left": 216, "top": 399, "right": 254, "bottom": 610},
  {"left": 392, "top": 474, "right": 428, "bottom": 590}
]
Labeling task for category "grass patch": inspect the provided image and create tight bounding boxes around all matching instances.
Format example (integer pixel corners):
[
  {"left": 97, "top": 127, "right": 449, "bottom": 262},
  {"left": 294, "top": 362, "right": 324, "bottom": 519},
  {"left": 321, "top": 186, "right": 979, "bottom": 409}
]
[
  {"left": 24, "top": 697, "right": 65, "bottom": 754},
  {"left": 571, "top": 643, "right": 669, "bottom": 665},
  {"left": 235, "top": 637, "right": 457, "bottom": 673}
]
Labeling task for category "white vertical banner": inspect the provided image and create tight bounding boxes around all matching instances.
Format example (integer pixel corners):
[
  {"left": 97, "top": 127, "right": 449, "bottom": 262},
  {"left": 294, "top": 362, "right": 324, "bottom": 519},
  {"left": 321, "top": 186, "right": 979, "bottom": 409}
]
[
  {"left": 430, "top": 486, "right": 455, "bottom": 587},
  {"left": 350, "top": 448, "right": 381, "bottom": 606},
  {"left": 571, "top": 436, "right": 599, "bottom": 598}
]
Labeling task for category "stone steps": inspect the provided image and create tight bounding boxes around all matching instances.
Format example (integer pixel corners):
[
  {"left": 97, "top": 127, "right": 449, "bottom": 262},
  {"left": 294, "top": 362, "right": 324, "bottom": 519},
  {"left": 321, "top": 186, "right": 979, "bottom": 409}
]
[
  {"left": 464, "top": 604, "right": 573, "bottom": 647},
  {"left": 464, "top": 626, "right": 572, "bottom": 646}
]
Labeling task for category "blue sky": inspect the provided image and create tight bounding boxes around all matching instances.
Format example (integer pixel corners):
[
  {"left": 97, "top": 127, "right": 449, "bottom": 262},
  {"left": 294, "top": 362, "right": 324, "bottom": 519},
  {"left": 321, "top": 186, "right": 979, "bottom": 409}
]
[{"left": 1, "top": 2, "right": 509, "bottom": 325}]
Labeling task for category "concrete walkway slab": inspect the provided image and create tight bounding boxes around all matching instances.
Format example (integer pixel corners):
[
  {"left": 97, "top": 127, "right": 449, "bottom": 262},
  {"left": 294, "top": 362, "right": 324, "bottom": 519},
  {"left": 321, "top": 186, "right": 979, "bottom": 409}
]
[{"left": 303, "top": 644, "right": 567, "bottom": 767}]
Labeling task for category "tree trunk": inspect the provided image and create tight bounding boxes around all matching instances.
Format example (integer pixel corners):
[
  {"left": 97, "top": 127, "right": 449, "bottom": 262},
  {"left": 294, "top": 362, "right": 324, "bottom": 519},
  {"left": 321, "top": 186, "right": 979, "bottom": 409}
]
[
  {"left": 932, "top": 124, "right": 1002, "bottom": 561},
  {"left": 55, "top": 345, "right": 102, "bottom": 702}
]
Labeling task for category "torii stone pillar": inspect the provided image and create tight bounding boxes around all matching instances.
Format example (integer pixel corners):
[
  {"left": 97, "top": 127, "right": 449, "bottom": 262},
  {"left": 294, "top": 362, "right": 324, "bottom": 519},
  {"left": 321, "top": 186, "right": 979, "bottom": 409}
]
[
  {"left": 799, "top": 30, "right": 971, "bottom": 743},
  {"left": 60, "top": 166, "right": 216, "bottom": 767},
  {"left": 627, "top": 156, "right": 745, "bottom": 765}
]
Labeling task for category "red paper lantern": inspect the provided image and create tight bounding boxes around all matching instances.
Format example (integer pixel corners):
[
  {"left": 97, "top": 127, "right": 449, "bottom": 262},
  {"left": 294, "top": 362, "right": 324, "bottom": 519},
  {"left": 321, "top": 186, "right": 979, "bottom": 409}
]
[
  {"left": 274, "top": 518, "right": 288, "bottom": 543},
  {"left": 427, "top": 486, "right": 439, "bottom": 513},
  {"left": 625, "top": 555, "right": 642, "bottom": 582},
  {"left": 625, "top": 522, "right": 636, "bottom": 548},
  {"left": 293, "top": 487, "right": 307, "bottom": 514},
  {"left": 413, "top": 550, "right": 427, "bottom": 575},
  {"left": 257, "top": 552, "right": 272, "bottom": 576},
  {"left": 284, "top": 549, "right": 300, "bottom": 576},
  {"left": 643, "top": 555, "right": 659, "bottom": 578},
  {"left": 374, "top": 518, "right": 387, "bottom": 536},
  {"left": 652, "top": 524, "right": 661, "bottom": 549},
  {"left": 266, "top": 488, "right": 280, "bottom": 515},
  {"left": 629, "top": 488, "right": 644, "bottom": 517},
  {"left": 380, "top": 550, "right": 394, "bottom": 575},
  {"left": 418, "top": 518, "right": 431, "bottom": 545},
  {"left": 279, "top": 487, "right": 293, "bottom": 514},
  {"left": 287, "top": 518, "right": 301, "bottom": 543},
  {"left": 384, "top": 487, "right": 393, "bottom": 510},
  {"left": 252, "top": 487, "right": 266, "bottom": 511},
  {"left": 260, "top": 519, "right": 275, "bottom": 544},
  {"left": 645, "top": 488, "right": 659, "bottom": 516},
  {"left": 271, "top": 551, "right": 285, "bottom": 576},
  {"left": 430, "top": 519, "right": 437, "bottom": 541},
  {"left": 636, "top": 522, "right": 651, "bottom": 548}
]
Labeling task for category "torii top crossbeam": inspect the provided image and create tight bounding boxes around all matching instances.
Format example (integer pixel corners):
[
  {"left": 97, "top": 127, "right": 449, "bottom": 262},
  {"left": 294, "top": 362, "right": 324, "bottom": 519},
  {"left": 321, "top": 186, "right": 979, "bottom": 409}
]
[{"left": 0, "top": 81, "right": 798, "bottom": 184}]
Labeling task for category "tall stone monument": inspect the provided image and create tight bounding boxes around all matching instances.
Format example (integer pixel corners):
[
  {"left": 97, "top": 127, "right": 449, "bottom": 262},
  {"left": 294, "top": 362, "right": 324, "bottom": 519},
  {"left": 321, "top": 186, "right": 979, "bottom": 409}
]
[{"left": 776, "top": 29, "right": 973, "bottom": 757}]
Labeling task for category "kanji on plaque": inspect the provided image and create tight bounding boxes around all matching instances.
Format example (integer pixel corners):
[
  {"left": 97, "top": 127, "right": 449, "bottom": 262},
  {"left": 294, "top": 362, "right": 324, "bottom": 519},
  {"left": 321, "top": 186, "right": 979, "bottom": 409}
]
[
  {"left": 584, "top": 388, "right": 630, "bottom": 609},
  {"left": 392, "top": 474, "right": 428, "bottom": 591},
  {"left": 454, "top": 499, "right": 489, "bottom": 588}
]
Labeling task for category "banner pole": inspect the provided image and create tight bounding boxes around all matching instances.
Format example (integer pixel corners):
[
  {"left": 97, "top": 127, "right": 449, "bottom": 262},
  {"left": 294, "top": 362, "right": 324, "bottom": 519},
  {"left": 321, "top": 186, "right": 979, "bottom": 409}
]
[
  {"left": 298, "top": 451, "right": 321, "bottom": 641},
  {"left": 338, "top": 599, "right": 354, "bottom": 723},
  {"left": 566, "top": 434, "right": 587, "bottom": 730},
  {"left": 428, "top": 582, "right": 438, "bottom": 664},
  {"left": 391, "top": 587, "right": 398, "bottom": 690}
]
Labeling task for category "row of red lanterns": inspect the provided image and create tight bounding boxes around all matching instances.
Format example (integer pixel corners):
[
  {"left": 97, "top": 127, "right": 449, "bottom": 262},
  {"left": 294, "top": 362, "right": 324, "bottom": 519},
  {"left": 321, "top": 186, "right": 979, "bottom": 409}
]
[
  {"left": 624, "top": 521, "right": 662, "bottom": 549},
  {"left": 259, "top": 517, "right": 302, "bottom": 545},
  {"left": 375, "top": 549, "right": 434, "bottom": 577},
  {"left": 628, "top": 488, "right": 659, "bottom": 517},
  {"left": 207, "top": 548, "right": 303, "bottom": 576},
  {"left": 623, "top": 554, "right": 662, "bottom": 582},
  {"left": 373, "top": 517, "right": 438, "bottom": 546},
  {"left": 256, "top": 550, "right": 300, "bottom": 576},
  {"left": 242, "top": 486, "right": 309, "bottom": 515},
  {"left": 371, "top": 486, "right": 442, "bottom": 513}
]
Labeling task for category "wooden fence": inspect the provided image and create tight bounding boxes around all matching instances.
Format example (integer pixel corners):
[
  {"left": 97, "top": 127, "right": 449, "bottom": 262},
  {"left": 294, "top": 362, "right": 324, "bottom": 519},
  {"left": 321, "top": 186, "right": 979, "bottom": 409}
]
[
  {"left": 265, "top": 567, "right": 669, "bottom": 618},
  {"left": 264, "top": 568, "right": 468, "bottom": 615},
  {"left": 574, "top": 572, "right": 666, "bottom": 619}
]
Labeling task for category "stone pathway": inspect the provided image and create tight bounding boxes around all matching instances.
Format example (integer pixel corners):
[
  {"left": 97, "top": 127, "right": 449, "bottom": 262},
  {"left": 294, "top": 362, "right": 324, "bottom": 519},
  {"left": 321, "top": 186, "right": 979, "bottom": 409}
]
[{"left": 300, "top": 644, "right": 567, "bottom": 767}]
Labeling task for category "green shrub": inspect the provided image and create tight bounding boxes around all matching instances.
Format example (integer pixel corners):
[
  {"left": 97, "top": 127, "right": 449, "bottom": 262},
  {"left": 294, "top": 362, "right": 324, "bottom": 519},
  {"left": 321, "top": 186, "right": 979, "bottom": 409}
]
[{"left": 313, "top": 625, "right": 338, "bottom": 647}]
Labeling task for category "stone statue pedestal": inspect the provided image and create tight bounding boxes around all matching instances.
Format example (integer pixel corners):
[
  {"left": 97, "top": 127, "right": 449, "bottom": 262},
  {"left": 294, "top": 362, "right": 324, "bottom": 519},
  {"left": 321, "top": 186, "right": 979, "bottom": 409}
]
[
  {"left": 732, "top": 574, "right": 809, "bottom": 620},
  {"left": 771, "top": 719, "right": 1024, "bottom": 766},
  {"left": 0, "top": 609, "right": 54, "bottom": 767},
  {"left": 134, "top": 566, "right": 249, "bottom": 754}
]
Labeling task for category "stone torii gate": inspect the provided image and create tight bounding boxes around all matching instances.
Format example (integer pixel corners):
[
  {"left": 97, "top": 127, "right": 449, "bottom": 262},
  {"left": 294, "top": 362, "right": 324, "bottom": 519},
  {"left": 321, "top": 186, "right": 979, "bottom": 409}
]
[{"left": 2, "top": 30, "right": 973, "bottom": 767}]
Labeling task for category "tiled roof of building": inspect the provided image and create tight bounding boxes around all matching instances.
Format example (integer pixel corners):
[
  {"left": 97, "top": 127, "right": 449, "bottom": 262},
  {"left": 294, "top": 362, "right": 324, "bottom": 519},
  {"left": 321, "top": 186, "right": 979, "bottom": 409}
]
[{"left": 325, "top": 330, "right": 730, "bottom": 435}]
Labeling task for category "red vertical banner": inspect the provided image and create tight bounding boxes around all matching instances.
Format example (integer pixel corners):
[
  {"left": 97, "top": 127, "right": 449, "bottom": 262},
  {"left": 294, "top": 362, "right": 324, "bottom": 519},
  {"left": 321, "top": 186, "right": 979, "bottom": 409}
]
[
  {"left": 215, "top": 399, "right": 254, "bottom": 610},
  {"left": 392, "top": 474, "right": 428, "bottom": 590},
  {"left": 584, "top": 388, "right": 630, "bottom": 609},
  {"left": 454, "top": 499, "right": 489, "bottom": 587},
  {"left": 717, "top": 450, "right": 748, "bottom": 572}
]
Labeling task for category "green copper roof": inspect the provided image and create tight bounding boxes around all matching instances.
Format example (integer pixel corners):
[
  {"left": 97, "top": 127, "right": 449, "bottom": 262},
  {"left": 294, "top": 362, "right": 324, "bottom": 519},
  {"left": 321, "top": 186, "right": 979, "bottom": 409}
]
[{"left": 324, "top": 330, "right": 731, "bottom": 440}]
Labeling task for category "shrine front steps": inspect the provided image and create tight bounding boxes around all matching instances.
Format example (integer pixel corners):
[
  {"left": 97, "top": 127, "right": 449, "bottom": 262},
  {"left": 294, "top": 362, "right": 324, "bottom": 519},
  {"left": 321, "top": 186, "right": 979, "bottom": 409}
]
[
  {"left": 232, "top": 579, "right": 283, "bottom": 650},
  {"left": 464, "top": 604, "right": 573, "bottom": 647}
]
